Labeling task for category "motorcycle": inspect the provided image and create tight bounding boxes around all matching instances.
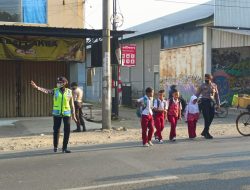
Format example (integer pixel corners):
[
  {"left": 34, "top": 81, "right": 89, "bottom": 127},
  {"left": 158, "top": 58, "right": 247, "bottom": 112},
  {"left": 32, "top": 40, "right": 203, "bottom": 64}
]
[
  {"left": 198, "top": 99, "right": 229, "bottom": 118},
  {"left": 215, "top": 100, "right": 229, "bottom": 118}
]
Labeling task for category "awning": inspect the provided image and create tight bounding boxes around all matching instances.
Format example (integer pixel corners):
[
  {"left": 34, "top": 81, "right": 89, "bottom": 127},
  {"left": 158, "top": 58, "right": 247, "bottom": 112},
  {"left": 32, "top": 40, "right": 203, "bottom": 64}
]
[{"left": 0, "top": 25, "right": 134, "bottom": 38}]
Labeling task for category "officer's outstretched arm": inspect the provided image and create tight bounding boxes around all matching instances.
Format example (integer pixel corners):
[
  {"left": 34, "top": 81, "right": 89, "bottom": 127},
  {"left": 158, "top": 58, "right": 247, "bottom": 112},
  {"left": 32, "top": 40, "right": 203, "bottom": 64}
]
[{"left": 30, "top": 80, "right": 53, "bottom": 95}]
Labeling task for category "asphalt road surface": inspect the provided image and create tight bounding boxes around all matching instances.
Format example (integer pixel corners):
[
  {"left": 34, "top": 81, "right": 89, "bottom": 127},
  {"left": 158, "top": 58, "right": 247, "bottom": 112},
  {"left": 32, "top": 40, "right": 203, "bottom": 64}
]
[{"left": 0, "top": 136, "right": 250, "bottom": 190}]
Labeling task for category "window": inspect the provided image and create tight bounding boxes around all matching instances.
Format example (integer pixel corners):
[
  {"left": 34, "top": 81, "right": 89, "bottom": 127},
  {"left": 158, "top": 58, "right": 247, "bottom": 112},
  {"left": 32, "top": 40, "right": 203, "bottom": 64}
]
[
  {"left": 162, "top": 27, "right": 203, "bottom": 49},
  {"left": 0, "top": 0, "right": 47, "bottom": 24},
  {"left": 0, "top": 0, "right": 21, "bottom": 22},
  {"left": 23, "top": 0, "right": 47, "bottom": 24}
]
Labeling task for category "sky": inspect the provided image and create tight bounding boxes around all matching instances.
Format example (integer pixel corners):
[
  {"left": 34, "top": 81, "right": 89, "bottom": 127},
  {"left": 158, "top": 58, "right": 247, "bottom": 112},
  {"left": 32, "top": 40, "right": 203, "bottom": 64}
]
[{"left": 85, "top": 0, "right": 210, "bottom": 30}]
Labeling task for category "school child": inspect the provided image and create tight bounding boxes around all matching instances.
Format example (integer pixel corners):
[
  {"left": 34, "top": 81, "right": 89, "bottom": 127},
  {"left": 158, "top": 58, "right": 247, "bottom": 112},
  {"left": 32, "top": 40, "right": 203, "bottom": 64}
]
[
  {"left": 166, "top": 89, "right": 182, "bottom": 141},
  {"left": 185, "top": 95, "right": 200, "bottom": 139},
  {"left": 137, "top": 87, "right": 154, "bottom": 147},
  {"left": 153, "top": 90, "right": 167, "bottom": 144}
]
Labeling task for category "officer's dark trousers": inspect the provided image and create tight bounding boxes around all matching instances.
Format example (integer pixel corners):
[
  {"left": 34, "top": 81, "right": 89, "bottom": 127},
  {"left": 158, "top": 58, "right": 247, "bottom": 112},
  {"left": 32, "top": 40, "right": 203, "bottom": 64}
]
[
  {"left": 200, "top": 98, "right": 215, "bottom": 134},
  {"left": 74, "top": 101, "right": 86, "bottom": 131},
  {"left": 53, "top": 116, "right": 71, "bottom": 150}
]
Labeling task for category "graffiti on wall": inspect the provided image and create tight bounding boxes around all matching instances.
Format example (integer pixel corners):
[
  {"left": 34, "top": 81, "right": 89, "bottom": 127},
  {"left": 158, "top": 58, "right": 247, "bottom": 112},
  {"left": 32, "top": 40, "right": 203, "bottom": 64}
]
[
  {"left": 160, "top": 75, "right": 202, "bottom": 100},
  {"left": 212, "top": 47, "right": 250, "bottom": 102}
]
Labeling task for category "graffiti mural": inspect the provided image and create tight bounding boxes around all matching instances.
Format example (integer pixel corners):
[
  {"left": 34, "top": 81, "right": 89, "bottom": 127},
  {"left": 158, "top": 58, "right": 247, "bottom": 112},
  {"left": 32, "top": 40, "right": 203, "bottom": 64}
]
[
  {"left": 212, "top": 47, "right": 250, "bottom": 102},
  {"left": 160, "top": 75, "right": 202, "bottom": 100}
]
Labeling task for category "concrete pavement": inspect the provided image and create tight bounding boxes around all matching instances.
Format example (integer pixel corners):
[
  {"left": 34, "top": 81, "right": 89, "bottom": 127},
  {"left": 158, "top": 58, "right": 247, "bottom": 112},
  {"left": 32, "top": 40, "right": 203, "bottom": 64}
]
[
  {"left": 0, "top": 117, "right": 102, "bottom": 138},
  {"left": 0, "top": 106, "right": 241, "bottom": 138},
  {"left": 0, "top": 136, "right": 249, "bottom": 190}
]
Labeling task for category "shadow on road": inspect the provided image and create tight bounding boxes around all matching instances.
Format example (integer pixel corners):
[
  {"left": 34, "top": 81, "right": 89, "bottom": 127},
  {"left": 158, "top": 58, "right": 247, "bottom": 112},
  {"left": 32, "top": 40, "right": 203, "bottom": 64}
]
[
  {"left": 0, "top": 141, "right": 141, "bottom": 160},
  {"left": 135, "top": 176, "right": 250, "bottom": 190},
  {"left": 0, "top": 136, "right": 248, "bottom": 161},
  {"left": 96, "top": 158, "right": 250, "bottom": 183}
]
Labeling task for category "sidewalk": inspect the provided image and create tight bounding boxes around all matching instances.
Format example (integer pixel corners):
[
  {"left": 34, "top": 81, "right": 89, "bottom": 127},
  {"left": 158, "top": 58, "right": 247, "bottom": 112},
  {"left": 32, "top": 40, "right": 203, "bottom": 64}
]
[
  {"left": 0, "top": 105, "right": 146, "bottom": 138},
  {"left": 0, "top": 106, "right": 242, "bottom": 152}
]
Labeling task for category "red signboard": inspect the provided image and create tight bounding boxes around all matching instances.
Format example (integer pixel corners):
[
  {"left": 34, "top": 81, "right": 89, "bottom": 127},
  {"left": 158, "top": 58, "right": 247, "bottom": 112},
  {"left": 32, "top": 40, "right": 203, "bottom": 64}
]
[{"left": 121, "top": 44, "right": 136, "bottom": 67}]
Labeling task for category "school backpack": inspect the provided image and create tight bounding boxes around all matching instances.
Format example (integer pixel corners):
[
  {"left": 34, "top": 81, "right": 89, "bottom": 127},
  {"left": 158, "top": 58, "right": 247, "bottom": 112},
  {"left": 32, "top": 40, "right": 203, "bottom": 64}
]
[
  {"left": 153, "top": 99, "right": 166, "bottom": 117},
  {"left": 136, "top": 96, "right": 147, "bottom": 118}
]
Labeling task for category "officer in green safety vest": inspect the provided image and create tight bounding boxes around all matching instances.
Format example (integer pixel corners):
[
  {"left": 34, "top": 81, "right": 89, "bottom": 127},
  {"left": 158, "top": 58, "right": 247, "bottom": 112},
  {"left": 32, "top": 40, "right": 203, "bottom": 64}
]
[{"left": 31, "top": 77, "right": 77, "bottom": 153}]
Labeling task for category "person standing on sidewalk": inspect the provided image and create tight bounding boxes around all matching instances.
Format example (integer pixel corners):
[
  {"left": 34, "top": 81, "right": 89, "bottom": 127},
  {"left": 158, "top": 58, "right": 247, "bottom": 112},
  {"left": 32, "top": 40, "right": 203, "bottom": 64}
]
[
  {"left": 196, "top": 74, "right": 220, "bottom": 139},
  {"left": 153, "top": 90, "right": 167, "bottom": 144},
  {"left": 137, "top": 87, "right": 154, "bottom": 147},
  {"left": 71, "top": 82, "right": 86, "bottom": 132},
  {"left": 31, "top": 77, "right": 77, "bottom": 153}
]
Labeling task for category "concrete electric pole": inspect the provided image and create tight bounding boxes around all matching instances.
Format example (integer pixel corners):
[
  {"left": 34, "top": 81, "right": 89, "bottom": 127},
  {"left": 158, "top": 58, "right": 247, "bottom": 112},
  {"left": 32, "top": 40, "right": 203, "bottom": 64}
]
[
  {"left": 112, "top": 0, "right": 119, "bottom": 118},
  {"left": 102, "top": 0, "right": 111, "bottom": 129}
]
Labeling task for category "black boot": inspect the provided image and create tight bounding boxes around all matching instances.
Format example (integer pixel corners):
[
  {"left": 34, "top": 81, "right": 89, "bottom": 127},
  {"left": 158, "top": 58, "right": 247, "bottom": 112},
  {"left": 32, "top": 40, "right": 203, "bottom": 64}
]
[
  {"left": 62, "top": 149, "right": 71, "bottom": 153},
  {"left": 201, "top": 131, "right": 206, "bottom": 136},
  {"left": 82, "top": 125, "right": 86, "bottom": 132},
  {"left": 205, "top": 133, "right": 213, "bottom": 139},
  {"left": 73, "top": 129, "right": 81, "bottom": 132}
]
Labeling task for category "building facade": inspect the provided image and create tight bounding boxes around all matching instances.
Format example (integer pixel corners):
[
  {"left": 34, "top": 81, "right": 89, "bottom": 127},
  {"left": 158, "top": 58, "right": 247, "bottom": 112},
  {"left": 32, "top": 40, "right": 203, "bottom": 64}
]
[
  {"left": 0, "top": 0, "right": 86, "bottom": 117},
  {"left": 84, "top": 0, "right": 250, "bottom": 105}
]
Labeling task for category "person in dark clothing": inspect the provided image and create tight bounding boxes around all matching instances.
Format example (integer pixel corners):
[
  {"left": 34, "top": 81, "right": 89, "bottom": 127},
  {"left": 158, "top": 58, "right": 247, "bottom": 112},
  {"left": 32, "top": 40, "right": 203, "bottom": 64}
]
[
  {"left": 71, "top": 82, "right": 86, "bottom": 132},
  {"left": 196, "top": 74, "right": 220, "bottom": 139},
  {"left": 31, "top": 77, "right": 77, "bottom": 153},
  {"left": 168, "top": 85, "right": 177, "bottom": 99}
]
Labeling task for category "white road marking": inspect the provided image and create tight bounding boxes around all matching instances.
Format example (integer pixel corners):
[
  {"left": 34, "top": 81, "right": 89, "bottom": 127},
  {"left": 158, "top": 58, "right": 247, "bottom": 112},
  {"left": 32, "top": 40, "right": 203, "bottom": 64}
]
[{"left": 62, "top": 175, "right": 178, "bottom": 190}]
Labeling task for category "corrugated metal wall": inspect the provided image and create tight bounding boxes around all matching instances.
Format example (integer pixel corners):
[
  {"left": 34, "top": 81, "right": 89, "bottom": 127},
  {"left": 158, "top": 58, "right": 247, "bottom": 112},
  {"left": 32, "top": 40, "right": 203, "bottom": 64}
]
[
  {"left": 160, "top": 44, "right": 204, "bottom": 79},
  {"left": 214, "top": 0, "right": 250, "bottom": 28},
  {"left": 0, "top": 61, "right": 68, "bottom": 117},
  {"left": 0, "top": 62, "right": 17, "bottom": 117},
  {"left": 159, "top": 44, "right": 204, "bottom": 100},
  {"left": 212, "top": 29, "right": 250, "bottom": 48}
]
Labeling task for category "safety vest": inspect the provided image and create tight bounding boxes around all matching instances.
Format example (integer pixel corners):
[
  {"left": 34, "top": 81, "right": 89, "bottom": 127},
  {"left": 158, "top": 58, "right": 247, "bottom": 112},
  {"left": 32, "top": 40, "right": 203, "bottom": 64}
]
[{"left": 52, "top": 88, "right": 72, "bottom": 117}]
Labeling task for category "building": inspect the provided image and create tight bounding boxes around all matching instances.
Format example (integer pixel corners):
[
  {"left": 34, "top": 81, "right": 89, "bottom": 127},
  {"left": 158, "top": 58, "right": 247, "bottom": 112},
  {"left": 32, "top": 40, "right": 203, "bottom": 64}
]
[
  {"left": 85, "top": 0, "right": 250, "bottom": 104},
  {"left": 0, "top": 0, "right": 130, "bottom": 117},
  {"left": 0, "top": 0, "right": 87, "bottom": 117}
]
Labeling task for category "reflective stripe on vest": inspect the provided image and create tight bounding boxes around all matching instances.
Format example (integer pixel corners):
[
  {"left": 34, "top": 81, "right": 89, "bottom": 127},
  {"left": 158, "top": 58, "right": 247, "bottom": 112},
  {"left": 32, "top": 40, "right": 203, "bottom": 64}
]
[{"left": 52, "top": 88, "right": 72, "bottom": 117}]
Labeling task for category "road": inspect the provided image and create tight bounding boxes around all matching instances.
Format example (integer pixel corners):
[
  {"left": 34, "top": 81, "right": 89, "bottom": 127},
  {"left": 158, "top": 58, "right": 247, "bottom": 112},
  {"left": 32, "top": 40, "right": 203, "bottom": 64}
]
[{"left": 0, "top": 136, "right": 250, "bottom": 190}]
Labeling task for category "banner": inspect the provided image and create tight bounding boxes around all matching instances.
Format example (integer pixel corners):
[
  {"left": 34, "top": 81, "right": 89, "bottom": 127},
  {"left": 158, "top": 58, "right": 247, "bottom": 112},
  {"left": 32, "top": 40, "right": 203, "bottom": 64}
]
[
  {"left": 121, "top": 44, "right": 136, "bottom": 67},
  {"left": 0, "top": 35, "right": 85, "bottom": 62}
]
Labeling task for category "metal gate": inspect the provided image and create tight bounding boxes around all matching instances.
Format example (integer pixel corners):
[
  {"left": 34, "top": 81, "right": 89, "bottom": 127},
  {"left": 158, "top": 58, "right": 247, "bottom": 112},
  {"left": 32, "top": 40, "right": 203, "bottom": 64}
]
[
  {"left": 0, "top": 61, "right": 17, "bottom": 117},
  {"left": 0, "top": 61, "right": 68, "bottom": 117}
]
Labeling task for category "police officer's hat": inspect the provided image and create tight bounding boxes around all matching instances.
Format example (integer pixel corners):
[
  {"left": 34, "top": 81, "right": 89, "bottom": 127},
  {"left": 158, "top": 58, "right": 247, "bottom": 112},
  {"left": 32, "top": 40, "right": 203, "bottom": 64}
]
[{"left": 57, "top": 76, "right": 68, "bottom": 84}]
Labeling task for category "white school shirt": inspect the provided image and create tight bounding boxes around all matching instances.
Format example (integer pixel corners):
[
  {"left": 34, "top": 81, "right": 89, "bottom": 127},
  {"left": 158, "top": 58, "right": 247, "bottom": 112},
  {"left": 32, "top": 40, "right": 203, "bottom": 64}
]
[
  {"left": 137, "top": 96, "right": 153, "bottom": 115},
  {"left": 153, "top": 98, "right": 167, "bottom": 110},
  {"left": 165, "top": 99, "right": 182, "bottom": 110}
]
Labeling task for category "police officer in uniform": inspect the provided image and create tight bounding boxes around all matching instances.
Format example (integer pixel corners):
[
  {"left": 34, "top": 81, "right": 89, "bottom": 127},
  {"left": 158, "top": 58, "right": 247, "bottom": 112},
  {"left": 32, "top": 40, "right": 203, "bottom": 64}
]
[
  {"left": 31, "top": 77, "right": 77, "bottom": 153},
  {"left": 196, "top": 74, "right": 220, "bottom": 139}
]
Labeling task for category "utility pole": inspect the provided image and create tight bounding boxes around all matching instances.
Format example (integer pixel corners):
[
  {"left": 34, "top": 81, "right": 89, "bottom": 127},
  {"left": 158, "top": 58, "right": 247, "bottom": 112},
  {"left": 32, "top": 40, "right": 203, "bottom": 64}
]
[
  {"left": 112, "top": 0, "right": 119, "bottom": 118},
  {"left": 102, "top": 0, "right": 111, "bottom": 129}
]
